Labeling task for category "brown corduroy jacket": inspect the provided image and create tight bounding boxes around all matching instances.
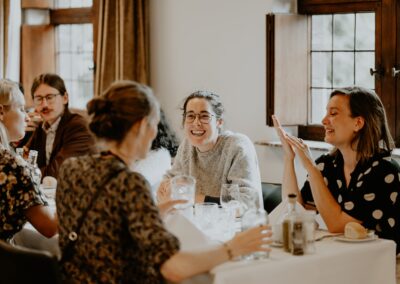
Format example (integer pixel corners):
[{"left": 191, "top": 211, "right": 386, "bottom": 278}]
[{"left": 23, "top": 109, "right": 97, "bottom": 179}]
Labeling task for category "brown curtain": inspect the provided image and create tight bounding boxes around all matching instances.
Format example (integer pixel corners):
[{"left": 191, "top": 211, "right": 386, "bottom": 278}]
[{"left": 95, "top": 0, "right": 150, "bottom": 96}]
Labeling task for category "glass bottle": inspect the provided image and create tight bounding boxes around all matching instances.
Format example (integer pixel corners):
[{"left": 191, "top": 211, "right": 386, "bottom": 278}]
[
  {"left": 282, "top": 193, "right": 298, "bottom": 252},
  {"left": 28, "top": 150, "right": 42, "bottom": 186}
]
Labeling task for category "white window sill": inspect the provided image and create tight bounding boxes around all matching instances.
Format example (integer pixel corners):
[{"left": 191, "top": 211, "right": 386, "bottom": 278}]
[{"left": 255, "top": 140, "right": 400, "bottom": 158}]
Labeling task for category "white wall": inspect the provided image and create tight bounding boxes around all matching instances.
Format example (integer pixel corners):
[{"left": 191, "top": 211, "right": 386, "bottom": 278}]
[
  {"left": 150, "top": 0, "right": 281, "bottom": 141},
  {"left": 150, "top": 0, "right": 302, "bottom": 184}
]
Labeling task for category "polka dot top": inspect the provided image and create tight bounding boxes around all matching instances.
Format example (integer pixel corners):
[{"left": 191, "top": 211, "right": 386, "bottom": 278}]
[{"left": 301, "top": 151, "right": 400, "bottom": 253}]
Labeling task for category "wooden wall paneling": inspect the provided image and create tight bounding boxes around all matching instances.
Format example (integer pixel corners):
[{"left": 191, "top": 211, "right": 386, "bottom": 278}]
[
  {"left": 50, "top": 8, "right": 92, "bottom": 24},
  {"left": 21, "top": 24, "right": 55, "bottom": 106},
  {"left": 268, "top": 14, "right": 309, "bottom": 126}
]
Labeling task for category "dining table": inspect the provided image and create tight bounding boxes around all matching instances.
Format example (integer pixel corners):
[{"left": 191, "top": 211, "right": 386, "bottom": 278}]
[{"left": 11, "top": 195, "right": 398, "bottom": 284}]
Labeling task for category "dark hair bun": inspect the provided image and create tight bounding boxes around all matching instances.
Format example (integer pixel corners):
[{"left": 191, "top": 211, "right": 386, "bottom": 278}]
[
  {"left": 87, "top": 98, "right": 127, "bottom": 141},
  {"left": 87, "top": 98, "right": 112, "bottom": 115}
]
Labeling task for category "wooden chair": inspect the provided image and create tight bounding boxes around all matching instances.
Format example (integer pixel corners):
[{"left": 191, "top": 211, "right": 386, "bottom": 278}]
[{"left": 0, "top": 240, "right": 62, "bottom": 284}]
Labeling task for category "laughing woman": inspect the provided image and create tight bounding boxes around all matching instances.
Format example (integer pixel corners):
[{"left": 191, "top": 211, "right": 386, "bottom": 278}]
[
  {"left": 0, "top": 79, "right": 57, "bottom": 241},
  {"left": 273, "top": 86, "right": 400, "bottom": 254},
  {"left": 157, "top": 91, "right": 263, "bottom": 208}
]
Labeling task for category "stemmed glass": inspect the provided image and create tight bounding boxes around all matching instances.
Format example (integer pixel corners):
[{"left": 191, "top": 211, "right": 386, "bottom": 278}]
[{"left": 220, "top": 184, "right": 243, "bottom": 217}]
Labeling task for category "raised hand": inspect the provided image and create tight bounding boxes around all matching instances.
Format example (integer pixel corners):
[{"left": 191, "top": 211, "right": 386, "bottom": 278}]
[
  {"left": 272, "top": 115, "right": 295, "bottom": 160},
  {"left": 285, "top": 135, "right": 315, "bottom": 171}
]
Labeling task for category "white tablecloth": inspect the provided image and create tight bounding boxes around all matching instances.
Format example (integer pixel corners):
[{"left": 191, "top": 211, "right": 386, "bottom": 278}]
[{"left": 211, "top": 237, "right": 397, "bottom": 284}]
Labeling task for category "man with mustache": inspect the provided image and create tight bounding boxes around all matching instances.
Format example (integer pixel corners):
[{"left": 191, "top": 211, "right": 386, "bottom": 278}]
[{"left": 21, "top": 73, "right": 96, "bottom": 178}]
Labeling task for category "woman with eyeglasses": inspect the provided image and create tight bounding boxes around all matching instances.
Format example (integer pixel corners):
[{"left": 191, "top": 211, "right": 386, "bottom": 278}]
[
  {"left": 20, "top": 73, "right": 96, "bottom": 178},
  {"left": 157, "top": 91, "right": 263, "bottom": 208},
  {"left": 0, "top": 79, "right": 57, "bottom": 241}
]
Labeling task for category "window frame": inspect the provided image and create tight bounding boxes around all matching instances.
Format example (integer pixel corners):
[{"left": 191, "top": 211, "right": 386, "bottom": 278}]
[{"left": 267, "top": 0, "right": 400, "bottom": 146}]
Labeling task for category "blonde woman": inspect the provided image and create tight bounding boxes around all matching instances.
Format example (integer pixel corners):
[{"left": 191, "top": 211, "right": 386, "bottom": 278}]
[{"left": 0, "top": 79, "right": 57, "bottom": 241}]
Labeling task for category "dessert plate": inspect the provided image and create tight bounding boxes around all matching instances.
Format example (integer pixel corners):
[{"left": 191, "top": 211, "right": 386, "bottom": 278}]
[{"left": 334, "top": 234, "right": 378, "bottom": 243}]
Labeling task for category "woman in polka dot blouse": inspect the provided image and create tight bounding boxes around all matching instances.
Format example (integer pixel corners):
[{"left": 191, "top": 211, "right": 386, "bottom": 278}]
[{"left": 273, "top": 86, "right": 400, "bottom": 253}]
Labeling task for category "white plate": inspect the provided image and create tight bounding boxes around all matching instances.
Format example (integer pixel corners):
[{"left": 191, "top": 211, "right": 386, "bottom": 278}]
[{"left": 334, "top": 234, "right": 378, "bottom": 243}]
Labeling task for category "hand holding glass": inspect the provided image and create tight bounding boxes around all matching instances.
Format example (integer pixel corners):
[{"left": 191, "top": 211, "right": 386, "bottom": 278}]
[{"left": 171, "top": 175, "right": 196, "bottom": 209}]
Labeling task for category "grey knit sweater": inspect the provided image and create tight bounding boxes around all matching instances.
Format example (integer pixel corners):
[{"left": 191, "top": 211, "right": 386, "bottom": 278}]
[{"left": 165, "top": 131, "right": 263, "bottom": 208}]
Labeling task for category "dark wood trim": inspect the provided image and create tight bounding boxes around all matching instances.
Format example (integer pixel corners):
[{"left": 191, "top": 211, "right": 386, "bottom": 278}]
[
  {"left": 50, "top": 7, "right": 92, "bottom": 25},
  {"left": 92, "top": 0, "right": 99, "bottom": 77},
  {"left": 379, "top": 0, "right": 398, "bottom": 146},
  {"left": 396, "top": 0, "right": 400, "bottom": 146},
  {"left": 298, "top": 0, "right": 380, "bottom": 14},
  {"left": 266, "top": 14, "right": 275, "bottom": 126},
  {"left": 298, "top": 125, "right": 325, "bottom": 141}
]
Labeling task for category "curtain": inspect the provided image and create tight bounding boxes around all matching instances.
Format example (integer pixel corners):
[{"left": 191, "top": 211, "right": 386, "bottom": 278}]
[
  {"left": 95, "top": 0, "right": 150, "bottom": 96},
  {"left": 0, "top": 0, "right": 21, "bottom": 81}
]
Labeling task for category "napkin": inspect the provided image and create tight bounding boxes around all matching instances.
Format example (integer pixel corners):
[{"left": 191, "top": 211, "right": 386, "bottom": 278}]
[
  {"left": 164, "top": 211, "right": 218, "bottom": 251},
  {"left": 268, "top": 199, "right": 306, "bottom": 225}
]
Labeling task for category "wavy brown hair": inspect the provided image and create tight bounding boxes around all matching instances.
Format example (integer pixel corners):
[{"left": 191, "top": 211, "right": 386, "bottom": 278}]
[{"left": 330, "top": 87, "right": 394, "bottom": 164}]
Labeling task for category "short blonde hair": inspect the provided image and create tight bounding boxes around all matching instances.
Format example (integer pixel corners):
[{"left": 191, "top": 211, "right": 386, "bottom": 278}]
[{"left": 0, "top": 79, "right": 23, "bottom": 149}]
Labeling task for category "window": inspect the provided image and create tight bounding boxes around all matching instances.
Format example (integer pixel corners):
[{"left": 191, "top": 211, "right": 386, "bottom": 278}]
[
  {"left": 266, "top": 0, "right": 400, "bottom": 146},
  {"left": 53, "top": 0, "right": 95, "bottom": 109},
  {"left": 20, "top": 0, "right": 97, "bottom": 109},
  {"left": 310, "top": 13, "right": 375, "bottom": 124}
]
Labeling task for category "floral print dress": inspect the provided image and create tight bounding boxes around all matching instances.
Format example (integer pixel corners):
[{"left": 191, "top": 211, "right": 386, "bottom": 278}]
[{"left": 0, "top": 146, "right": 47, "bottom": 241}]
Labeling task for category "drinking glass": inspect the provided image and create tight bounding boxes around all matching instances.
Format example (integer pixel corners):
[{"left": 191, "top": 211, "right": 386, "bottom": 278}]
[
  {"left": 194, "top": 202, "right": 218, "bottom": 236},
  {"left": 241, "top": 208, "right": 270, "bottom": 260},
  {"left": 171, "top": 175, "right": 196, "bottom": 209},
  {"left": 302, "top": 210, "right": 317, "bottom": 254},
  {"left": 220, "top": 184, "right": 244, "bottom": 217}
]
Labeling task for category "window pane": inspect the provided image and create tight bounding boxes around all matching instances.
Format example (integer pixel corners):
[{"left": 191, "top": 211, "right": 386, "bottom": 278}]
[
  {"left": 311, "top": 88, "right": 331, "bottom": 124},
  {"left": 312, "top": 15, "right": 332, "bottom": 51},
  {"left": 312, "top": 52, "right": 332, "bottom": 88},
  {"left": 333, "top": 52, "right": 354, "bottom": 88},
  {"left": 355, "top": 52, "right": 375, "bottom": 89},
  {"left": 57, "top": 25, "right": 71, "bottom": 52},
  {"left": 356, "top": 13, "right": 375, "bottom": 50},
  {"left": 333, "top": 14, "right": 354, "bottom": 50},
  {"left": 55, "top": 0, "right": 92, "bottom": 8},
  {"left": 56, "top": 24, "right": 93, "bottom": 109}
]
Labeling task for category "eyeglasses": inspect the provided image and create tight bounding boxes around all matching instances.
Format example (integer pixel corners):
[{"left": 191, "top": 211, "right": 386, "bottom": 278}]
[
  {"left": 184, "top": 112, "right": 214, "bottom": 124},
  {"left": 33, "top": 93, "right": 61, "bottom": 105}
]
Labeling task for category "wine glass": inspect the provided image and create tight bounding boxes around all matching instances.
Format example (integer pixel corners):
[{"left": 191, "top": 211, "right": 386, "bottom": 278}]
[{"left": 241, "top": 208, "right": 270, "bottom": 260}]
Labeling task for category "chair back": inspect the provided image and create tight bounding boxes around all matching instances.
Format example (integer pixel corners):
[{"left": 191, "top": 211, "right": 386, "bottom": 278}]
[{"left": 0, "top": 240, "right": 62, "bottom": 284}]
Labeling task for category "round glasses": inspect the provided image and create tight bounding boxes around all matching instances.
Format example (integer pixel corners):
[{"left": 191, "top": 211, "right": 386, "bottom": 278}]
[
  {"left": 33, "top": 93, "right": 61, "bottom": 105},
  {"left": 184, "top": 112, "right": 214, "bottom": 124}
]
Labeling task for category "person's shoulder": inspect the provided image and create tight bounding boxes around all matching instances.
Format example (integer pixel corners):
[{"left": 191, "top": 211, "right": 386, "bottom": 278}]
[
  {"left": 0, "top": 147, "right": 27, "bottom": 168},
  {"left": 62, "top": 109, "right": 88, "bottom": 127},
  {"left": 221, "top": 131, "right": 251, "bottom": 144},
  {"left": 59, "top": 154, "right": 94, "bottom": 174},
  {"left": 372, "top": 151, "right": 400, "bottom": 172}
]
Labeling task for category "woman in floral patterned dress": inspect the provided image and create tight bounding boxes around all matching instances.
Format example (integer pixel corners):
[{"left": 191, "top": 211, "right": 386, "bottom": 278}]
[{"left": 0, "top": 79, "right": 57, "bottom": 241}]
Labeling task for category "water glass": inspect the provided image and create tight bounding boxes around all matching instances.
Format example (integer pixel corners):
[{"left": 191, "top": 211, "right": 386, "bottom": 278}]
[
  {"left": 171, "top": 175, "right": 196, "bottom": 209},
  {"left": 241, "top": 208, "right": 270, "bottom": 260},
  {"left": 302, "top": 210, "right": 317, "bottom": 254},
  {"left": 194, "top": 202, "right": 218, "bottom": 234}
]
